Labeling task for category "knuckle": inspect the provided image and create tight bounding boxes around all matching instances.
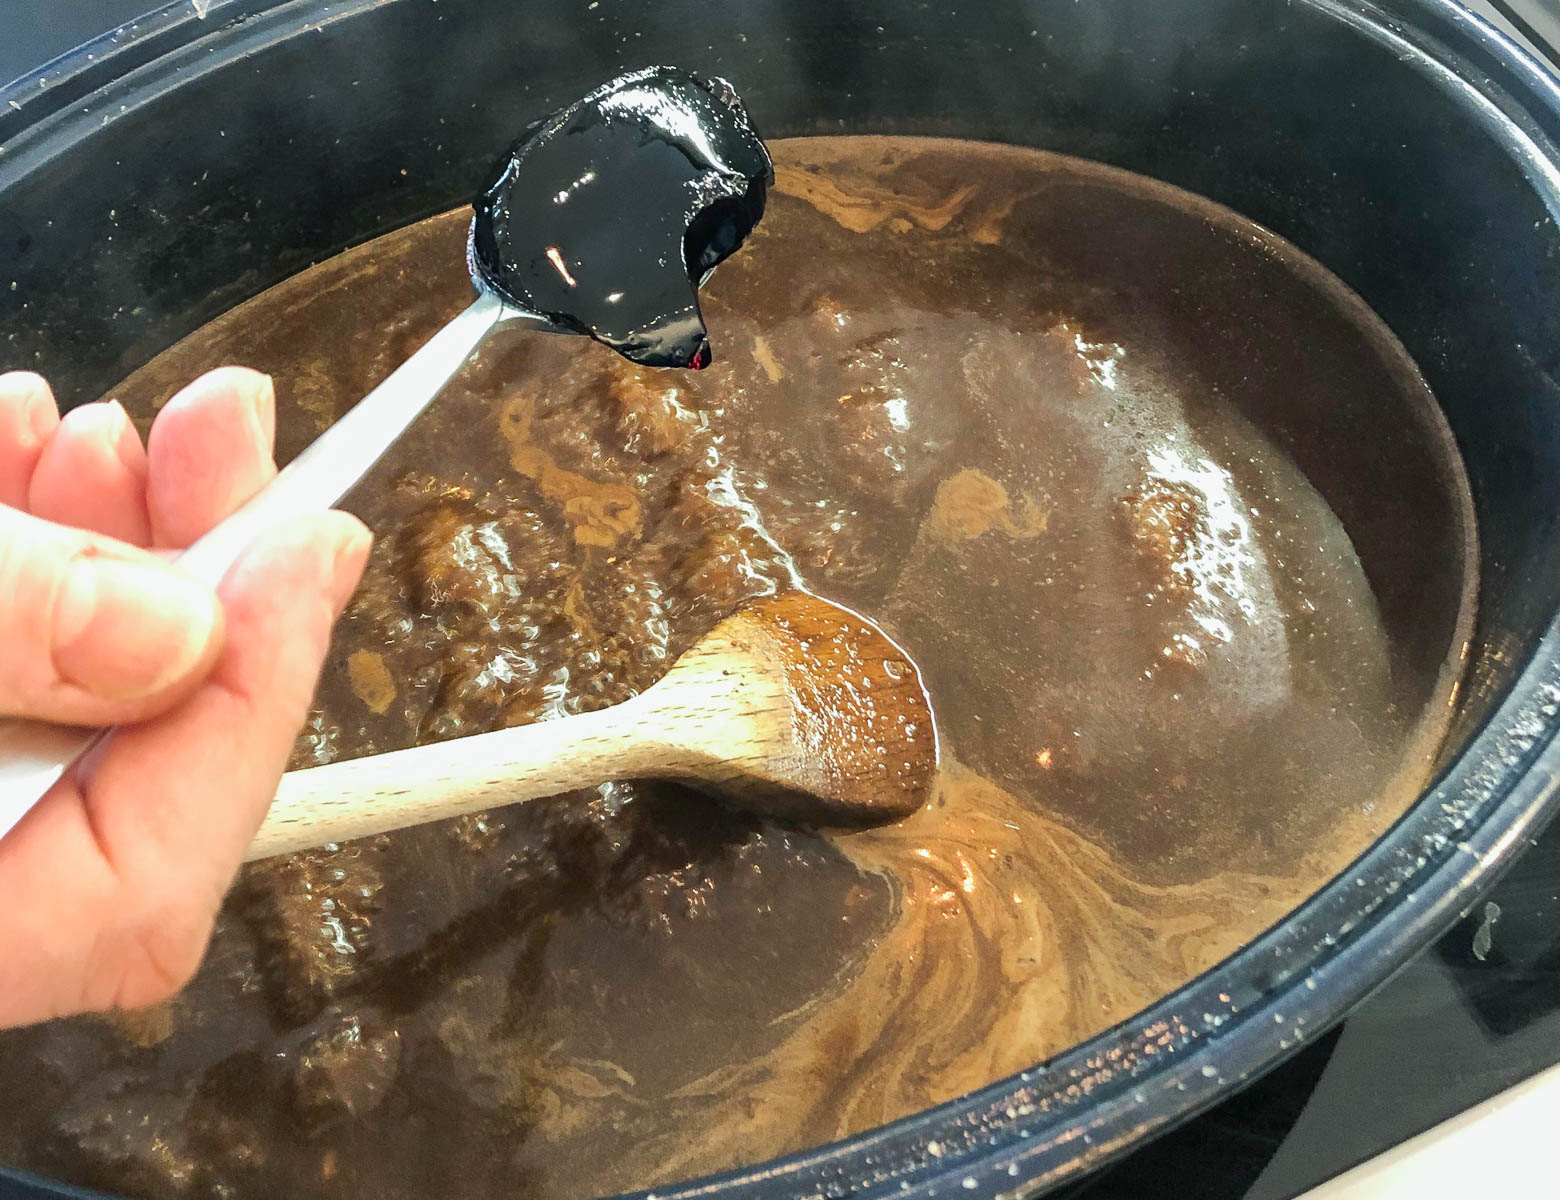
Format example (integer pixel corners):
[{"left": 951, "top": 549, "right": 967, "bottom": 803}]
[
  {"left": 0, "top": 514, "right": 70, "bottom": 696},
  {"left": 0, "top": 507, "right": 83, "bottom": 645},
  {"left": 87, "top": 894, "right": 213, "bottom": 1013}
]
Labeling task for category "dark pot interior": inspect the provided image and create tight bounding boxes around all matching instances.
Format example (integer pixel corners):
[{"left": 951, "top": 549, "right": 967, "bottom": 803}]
[{"left": 3, "top": 0, "right": 1560, "bottom": 1196}]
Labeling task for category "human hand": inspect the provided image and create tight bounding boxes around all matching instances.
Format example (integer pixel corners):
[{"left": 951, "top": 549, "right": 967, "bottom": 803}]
[{"left": 0, "top": 368, "right": 370, "bottom": 1028}]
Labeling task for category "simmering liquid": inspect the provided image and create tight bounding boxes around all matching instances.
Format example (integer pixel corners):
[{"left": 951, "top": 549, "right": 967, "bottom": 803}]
[{"left": 0, "top": 138, "right": 1474, "bottom": 1200}]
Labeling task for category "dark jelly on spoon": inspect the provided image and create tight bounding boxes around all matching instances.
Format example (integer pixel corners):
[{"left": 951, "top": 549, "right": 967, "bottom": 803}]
[{"left": 470, "top": 66, "right": 773, "bottom": 369}]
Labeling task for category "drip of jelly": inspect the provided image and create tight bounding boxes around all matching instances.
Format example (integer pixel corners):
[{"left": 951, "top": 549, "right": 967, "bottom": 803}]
[{"left": 471, "top": 66, "right": 773, "bottom": 369}]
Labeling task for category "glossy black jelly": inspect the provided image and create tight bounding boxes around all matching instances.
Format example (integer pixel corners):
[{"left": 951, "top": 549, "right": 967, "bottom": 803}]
[{"left": 470, "top": 66, "right": 773, "bottom": 369}]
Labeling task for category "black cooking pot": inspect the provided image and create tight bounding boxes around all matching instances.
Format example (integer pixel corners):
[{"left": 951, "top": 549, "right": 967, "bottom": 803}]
[{"left": 3, "top": 0, "right": 1560, "bottom": 1197}]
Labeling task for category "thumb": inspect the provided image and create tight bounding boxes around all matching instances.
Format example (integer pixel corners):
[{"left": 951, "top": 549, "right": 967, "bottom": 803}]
[{"left": 0, "top": 505, "right": 223, "bottom": 725}]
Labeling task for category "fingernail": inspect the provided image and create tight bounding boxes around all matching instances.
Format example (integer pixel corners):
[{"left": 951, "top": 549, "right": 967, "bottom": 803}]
[
  {"left": 242, "top": 371, "right": 276, "bottom": 446},
  {"left": 64, "top": 400, "right": 140, "bottom": 476},
  {"left": 328, "top": 519, "right": 373, "bottom": 612},
  {"left": 53, "top": 556, "right": 221, "bottom": 700},
  {"left": 23, "top": 383, "right": 58, "bottom": 444},
  {"left": 3, "top": 373, "right": 57, "bottom": 447},
  {"left": 100, "top": 401, "right": 144, "bottom": 476}
]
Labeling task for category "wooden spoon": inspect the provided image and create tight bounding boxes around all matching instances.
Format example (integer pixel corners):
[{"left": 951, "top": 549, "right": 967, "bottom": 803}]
[{"left": 247, "top": 591, "right": 938, "bottom": 861}]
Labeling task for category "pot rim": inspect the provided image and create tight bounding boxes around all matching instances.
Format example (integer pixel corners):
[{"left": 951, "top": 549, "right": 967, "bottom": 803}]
[{"left": 4, "top": 1, "right": 1560, "bottom": 1198}]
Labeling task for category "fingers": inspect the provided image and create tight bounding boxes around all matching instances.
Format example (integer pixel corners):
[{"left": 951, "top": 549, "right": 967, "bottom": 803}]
[
  {"left": 0, "top": 372, "right": 61, "bottom": 509},
  {"left": 147, "top": 368, "right": 278, "bottom": 549},
  {"left": 0, "top": 505, "right": 224, "bottom": 725},
  {"left": 0, "top": 512, "right": 371, "bottom": 1021},
  {"left": 6, "top": 368, "right": 278, "bottom": 551},
  {"left": 27, "top": 400, "right": 152, "bottom": 546}
]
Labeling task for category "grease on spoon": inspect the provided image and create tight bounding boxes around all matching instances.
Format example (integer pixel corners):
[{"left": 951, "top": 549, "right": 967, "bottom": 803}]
[{"left": 471, "top": 65, "right": 774, "bottom": 368}]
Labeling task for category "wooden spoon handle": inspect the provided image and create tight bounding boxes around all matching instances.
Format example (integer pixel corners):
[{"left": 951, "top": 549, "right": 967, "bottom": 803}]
[{"left": 248, "top": 698, "right": 666, "bottom": 861}]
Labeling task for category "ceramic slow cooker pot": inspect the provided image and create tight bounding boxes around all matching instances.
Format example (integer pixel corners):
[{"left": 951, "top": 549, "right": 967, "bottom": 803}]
[{"left": 3, "top": 0, "right": 1560, "bottom": 1196}]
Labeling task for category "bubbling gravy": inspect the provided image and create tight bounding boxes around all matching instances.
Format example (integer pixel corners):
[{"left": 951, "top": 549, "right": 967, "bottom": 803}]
[{"left": 0, "top": 137, "right": 1474, "bottom": 1200}]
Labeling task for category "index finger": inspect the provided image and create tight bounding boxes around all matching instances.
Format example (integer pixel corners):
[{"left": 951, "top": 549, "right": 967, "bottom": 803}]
[{"left": 145, "top": 368, "right": 278, "bottom": 550}]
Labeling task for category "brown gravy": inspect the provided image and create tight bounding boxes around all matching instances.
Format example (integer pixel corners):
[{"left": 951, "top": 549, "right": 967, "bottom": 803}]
[{"left": 0, "top": 137, "right": 1474, "bottom": 1200}]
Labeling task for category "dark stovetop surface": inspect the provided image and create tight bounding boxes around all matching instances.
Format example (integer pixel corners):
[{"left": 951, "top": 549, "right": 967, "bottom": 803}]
[{"left": 5, "top": 3, "right": 1560, "bottom": 1198}]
